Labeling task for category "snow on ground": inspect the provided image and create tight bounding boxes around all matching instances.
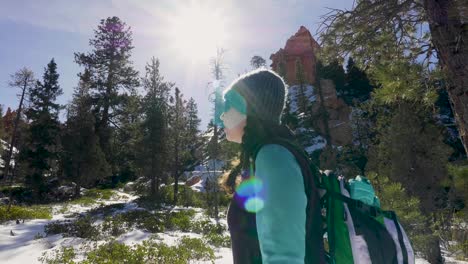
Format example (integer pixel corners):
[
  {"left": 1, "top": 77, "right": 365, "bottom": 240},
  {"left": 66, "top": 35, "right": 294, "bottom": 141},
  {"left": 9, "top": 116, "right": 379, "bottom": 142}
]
[
  {"left": 1, "top": 188, "right": 466, "bottom": 264},
  {"left": 0, "top": 189, "right": 233, "bottom": 264},
  {"left": 0, "top": 139, "right": 18, "bottom": 170}
]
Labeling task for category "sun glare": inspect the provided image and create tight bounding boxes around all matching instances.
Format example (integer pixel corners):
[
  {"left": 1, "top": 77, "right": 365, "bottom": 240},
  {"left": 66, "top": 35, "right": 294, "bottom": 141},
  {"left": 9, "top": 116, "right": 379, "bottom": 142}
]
[{"left": 165, "top": 2, "right": 228, "bottom": 63}]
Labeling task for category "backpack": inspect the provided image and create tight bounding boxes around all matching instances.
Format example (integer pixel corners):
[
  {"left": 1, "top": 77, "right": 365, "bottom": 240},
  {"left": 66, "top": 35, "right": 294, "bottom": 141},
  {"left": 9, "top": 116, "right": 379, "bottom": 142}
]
[{"left": 252, "top": 137, "right": 415, "bottom": 264}]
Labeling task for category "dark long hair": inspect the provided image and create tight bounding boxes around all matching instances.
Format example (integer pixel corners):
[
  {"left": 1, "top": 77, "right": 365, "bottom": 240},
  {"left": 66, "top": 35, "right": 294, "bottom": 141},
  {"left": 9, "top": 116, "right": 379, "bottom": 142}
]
[{"left": 221, "top": 103, "right": 297, "bottom": 194}]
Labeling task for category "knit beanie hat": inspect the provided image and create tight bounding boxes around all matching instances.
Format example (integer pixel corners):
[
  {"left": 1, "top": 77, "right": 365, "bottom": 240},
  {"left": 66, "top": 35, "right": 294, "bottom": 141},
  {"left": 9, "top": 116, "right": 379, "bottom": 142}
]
[{"left": 222, "top": 69, "right": 287, "bottom": 124}]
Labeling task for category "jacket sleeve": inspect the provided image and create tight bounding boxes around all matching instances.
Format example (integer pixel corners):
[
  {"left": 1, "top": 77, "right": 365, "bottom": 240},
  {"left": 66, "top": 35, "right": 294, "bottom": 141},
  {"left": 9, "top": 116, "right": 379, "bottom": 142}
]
[{"left": 254, "top": 143, "right": 307, "bottom": 264}]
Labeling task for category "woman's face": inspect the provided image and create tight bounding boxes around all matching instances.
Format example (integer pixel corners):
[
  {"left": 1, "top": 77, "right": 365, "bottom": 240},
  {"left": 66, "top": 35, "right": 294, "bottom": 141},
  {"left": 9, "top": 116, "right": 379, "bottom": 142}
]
[{"left": 220, "top": 107, "right": 247, "bottom": 143}]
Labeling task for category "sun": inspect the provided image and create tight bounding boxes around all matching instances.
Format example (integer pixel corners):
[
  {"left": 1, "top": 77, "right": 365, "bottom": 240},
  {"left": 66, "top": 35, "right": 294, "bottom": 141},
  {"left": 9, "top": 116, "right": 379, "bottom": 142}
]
[{"left": 164, "top": 2, "right": 229, "bottom": 63}]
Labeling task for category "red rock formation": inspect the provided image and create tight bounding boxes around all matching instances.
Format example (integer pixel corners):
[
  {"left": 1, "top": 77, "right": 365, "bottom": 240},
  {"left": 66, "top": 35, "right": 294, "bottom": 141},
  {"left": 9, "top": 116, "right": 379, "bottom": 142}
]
[
  {"left": 270, "top": 26, "right": 320, "bottom": 85},
  {"left": 271, "top": 26, "right": 353, "bottom": 147}
]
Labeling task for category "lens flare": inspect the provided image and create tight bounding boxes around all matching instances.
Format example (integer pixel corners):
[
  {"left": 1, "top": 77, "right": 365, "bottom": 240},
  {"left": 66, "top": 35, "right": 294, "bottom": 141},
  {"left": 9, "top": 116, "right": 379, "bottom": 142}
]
[
  {"left": 245, "top": 197, "right": 264, "bottom": 213},
  {"left": 234, "top": 174, "right": 265, "bottom": 213},
  {"left": 236, "top": 177, "right": 263, "bottom": 197}
]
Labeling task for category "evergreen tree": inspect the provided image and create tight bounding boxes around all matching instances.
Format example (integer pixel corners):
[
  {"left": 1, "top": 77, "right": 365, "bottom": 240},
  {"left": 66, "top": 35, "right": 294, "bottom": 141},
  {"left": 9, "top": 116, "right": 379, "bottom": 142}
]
[
  {"left": 113, "top": 90, "right": 142, "bottom": 183},
  {"left": 295, "top": 59, "right": 309, "bottom": 116},
  {"left": 0, "top": 105, "right": 4, "bottom": 141},
  {"left": 138, "top": 57, "right": 173, "bottom": 197},
  {"left": 169, "top": 87, "right": 190, "bottom": 205},
  {"left": 281, "top": 95, "right": 299, "bottom": 130},
  {"left": 2, "top": 68, "right": 35, "bottom": 183},
  {"left": 367, "top": 101, "right": 451, "bottom": 262},
  {"left": 318, "top": 59, "right": 345, "bottom": 96},
  {"left": 344, "top": 57, "right": 373, "bottom": 105},
  {"left": 3, "top": 107, "right": 15, "bottom": 141},
  {"left": 250, "top": 55, "right": 266, "bottom": 69},
  {"left": 22, "top": 59, "right": 63, "bottom": 199},
  {"left": 185, "top": 97, "right": 202, "bottom": 166},
  {"left": 319, "top": 0, "right": 468, "bottom": 158},
  {"left": 277, "top": 61, "right": 287, "bottom": 84},
  {"left": 62, "top": 69, "right": 110, "bottom": 193},
  {"left": 74, "top": 16, "right": 140, "bottom": 167}
]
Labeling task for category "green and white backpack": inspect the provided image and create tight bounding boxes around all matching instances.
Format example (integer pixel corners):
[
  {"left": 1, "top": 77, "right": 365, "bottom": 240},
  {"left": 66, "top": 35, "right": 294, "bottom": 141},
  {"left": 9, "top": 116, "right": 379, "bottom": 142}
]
[{"left": 260, "top": 138, "right": 415, "bottom": 264}]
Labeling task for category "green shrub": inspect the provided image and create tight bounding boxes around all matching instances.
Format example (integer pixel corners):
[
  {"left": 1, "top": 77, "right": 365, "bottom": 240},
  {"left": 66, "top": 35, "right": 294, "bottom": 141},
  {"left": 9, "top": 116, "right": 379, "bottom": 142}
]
[
  {"left": 45, "top": 221, "right": 72, "bottom": 236},
  {"left": 153, "top": 185, "right": 205, "bottom": 208},
  {"left": 34, "top": 232, "right": 44, "bottom": 239},
  {"left": 84, "top": 189, "right": 114, "bottom": 200},
  {"left": 69, "top": 196, "right": 96, "bottom": 206},
  {"left": 162, "top": 209, "right": 197, "bottom": 232},
  {"left": 177, "top": 236, "right": 216, "bottom": 262},
  {"left": 0, "top": 205, "right": 52, "bottom": 223},
  {"left": 83, "top": 240, "right": 143, "bottom": 264},
  {"left": 69, "top": 189, "right": 115, "bottom": 206},
  {"left": 45, "top": 216, "right": 99, "bottom": 240},
  {"left": 101, "top": 215, "right": 129, "bottom": 237},
  {"left": 40, "top": 237, "right": 215, "bottom": 264},
  {"left": 119, "top": 210, "right": 165, "bottom": 233},
  {"left": 88, "top": 203, "right": 125, "bottom": 218},
  {"left": 39, "top": 246, "right": 76, "bottom": 264},
  {"left": 203, "top": 232, "right": 231, "bottom": 248},
  {"left": 191, "top": 218, "right": 225, "bottom": 235},
  {"left": 139, "top": 214, "right": 165, "bottom": 233},
  {"left": 0, "top": 186, "right": 33, "bottom": 204}
]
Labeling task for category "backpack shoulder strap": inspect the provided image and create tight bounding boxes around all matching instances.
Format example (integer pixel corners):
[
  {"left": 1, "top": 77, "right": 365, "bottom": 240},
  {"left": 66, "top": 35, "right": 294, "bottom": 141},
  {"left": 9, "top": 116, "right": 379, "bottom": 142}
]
[{"left": 251, "top": 137, "right": 323, "bottom": 199}]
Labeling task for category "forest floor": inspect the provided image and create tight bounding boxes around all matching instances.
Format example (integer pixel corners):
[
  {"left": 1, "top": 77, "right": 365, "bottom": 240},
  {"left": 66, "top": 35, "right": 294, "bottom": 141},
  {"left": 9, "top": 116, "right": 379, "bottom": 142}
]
[{"left": 0, "top": 188, "right": 466, "bottom": 264}]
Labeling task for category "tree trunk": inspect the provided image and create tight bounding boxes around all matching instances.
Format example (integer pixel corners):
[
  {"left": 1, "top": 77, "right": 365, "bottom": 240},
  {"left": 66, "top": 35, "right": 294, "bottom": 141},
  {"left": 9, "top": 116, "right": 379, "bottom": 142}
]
[
  {"left": 214, "top": 124, "right": 219, "bottom": 221},
  {"left": 424, "top": 0, "right": 468, "bottom": 157},
  {"left": 6, "top": 81, "right": 27, "bottom": 212},
  {"left": 426, "top": 235, "right": 444, "bottom": 264},
  {"left": 173, "top": 140, "right": 179, "bottom": 205},
  {"left": 150, "top": 157, "right": 156, "bottom": 197}
]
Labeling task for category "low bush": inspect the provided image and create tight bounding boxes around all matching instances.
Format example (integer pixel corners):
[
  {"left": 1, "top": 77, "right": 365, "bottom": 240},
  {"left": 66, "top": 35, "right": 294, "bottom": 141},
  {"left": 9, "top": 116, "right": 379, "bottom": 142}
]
[
  {"left": 203, "top": 232, "right": 231, "bottom": 248},
  {"left": 39, "top": 237, "right": 216, "bottom": 264},
  {"left": 87, "top": 203, "right": 125, "bottom": 218},
  {"left": 39, "top": 246, "right": 76, "bottom": 264},
  {"left": 44, "top": 215, "right": 99, "bottom": 240},
  {"left": 164, "top": 210, "right": 194, "bottom": 232},
  {"left": 191, "top": 218, "right": 225, "bottom": 235},
  {"left": 69, "top": 188, "right": 115, "bottom": 206},
  {"left": 101, "top": 215, "right": 129, "bottom": 237},
  {"left": 0, "top": 205, "right": 52, "bottom": 223},
  {"left": 0, "top": 186, "right": 33, "bottom": 204}
]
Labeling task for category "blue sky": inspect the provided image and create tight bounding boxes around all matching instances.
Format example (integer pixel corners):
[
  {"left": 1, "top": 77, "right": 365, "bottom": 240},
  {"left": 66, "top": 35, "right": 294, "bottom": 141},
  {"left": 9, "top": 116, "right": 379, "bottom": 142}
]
[{"left": 0, "top": 0, "right": 352, "bottom": 130}]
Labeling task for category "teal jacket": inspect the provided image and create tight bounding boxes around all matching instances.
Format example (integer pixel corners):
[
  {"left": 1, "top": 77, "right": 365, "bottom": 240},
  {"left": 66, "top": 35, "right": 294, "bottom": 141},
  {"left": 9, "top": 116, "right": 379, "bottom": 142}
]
[{"left": 255, "top": 144, "right": 307, "bottom": 264}]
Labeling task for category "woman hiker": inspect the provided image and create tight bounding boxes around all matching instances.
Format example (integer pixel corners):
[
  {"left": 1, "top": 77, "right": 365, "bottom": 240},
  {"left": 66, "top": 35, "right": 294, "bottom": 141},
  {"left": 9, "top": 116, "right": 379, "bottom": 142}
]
[{"left": 219, "top": 69, "right": 325, "bottom": 264}]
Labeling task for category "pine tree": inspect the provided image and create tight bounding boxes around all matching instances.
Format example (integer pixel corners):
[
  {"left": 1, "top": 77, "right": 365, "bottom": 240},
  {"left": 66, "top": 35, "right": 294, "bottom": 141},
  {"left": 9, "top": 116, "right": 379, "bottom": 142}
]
[
  {"left": 318, "top": 59, "right": 345, "bottom": 96},
  {"left": 62, "top": 69, "right": 110, "bottom": 193},
  {"left": 185, "top": 97, "right": 202, "bottom": 166},
  {"left": 74, "top": 16, "right": 139, "bottom": 166},
  {"left": 139, "top": 57, "right": 173, "bottom": 197},
  {"left": 113, "top": 90, "right": 142, "bottom": 184},
  {"left": 0, "top": 105, "right": 4, "bottom": 141},
  {"left": 344, "top": 57, "right": 373, "bottom": 105},
  {"left": 281, "top": 95, "right": 299, "bottom": 130},
  {"left": 22, "top": 59, "right": 62, "bottom": 199},
  {"left": 3, "top": 108, "right": 15, "bottom": 141},
  {"left": 277, "top": 61, "right": 287, "bottom": 84},
  {"left": 250, "top": 55, "right": 266, "bottom": 69},
  {"left": 367, "top": 101, "right": 451, "bottom": 262},
  {"left": 169, "top": 87, "right": 189, "bottom": 205},
  {"left": 2, "top": 69, "right": 35, "bottom": 184},
  {"left": 319, "top": 0, "right": 468, "bottom": 158},
  {"left": 295, "top": 59, "right": 308, "bottom": 115}
]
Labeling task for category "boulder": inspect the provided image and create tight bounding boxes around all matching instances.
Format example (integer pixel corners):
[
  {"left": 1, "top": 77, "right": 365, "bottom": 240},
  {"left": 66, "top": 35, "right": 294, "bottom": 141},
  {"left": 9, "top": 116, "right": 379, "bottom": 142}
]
[{"left": 123, "top": 181, "right": 136, "bottom": 193}]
